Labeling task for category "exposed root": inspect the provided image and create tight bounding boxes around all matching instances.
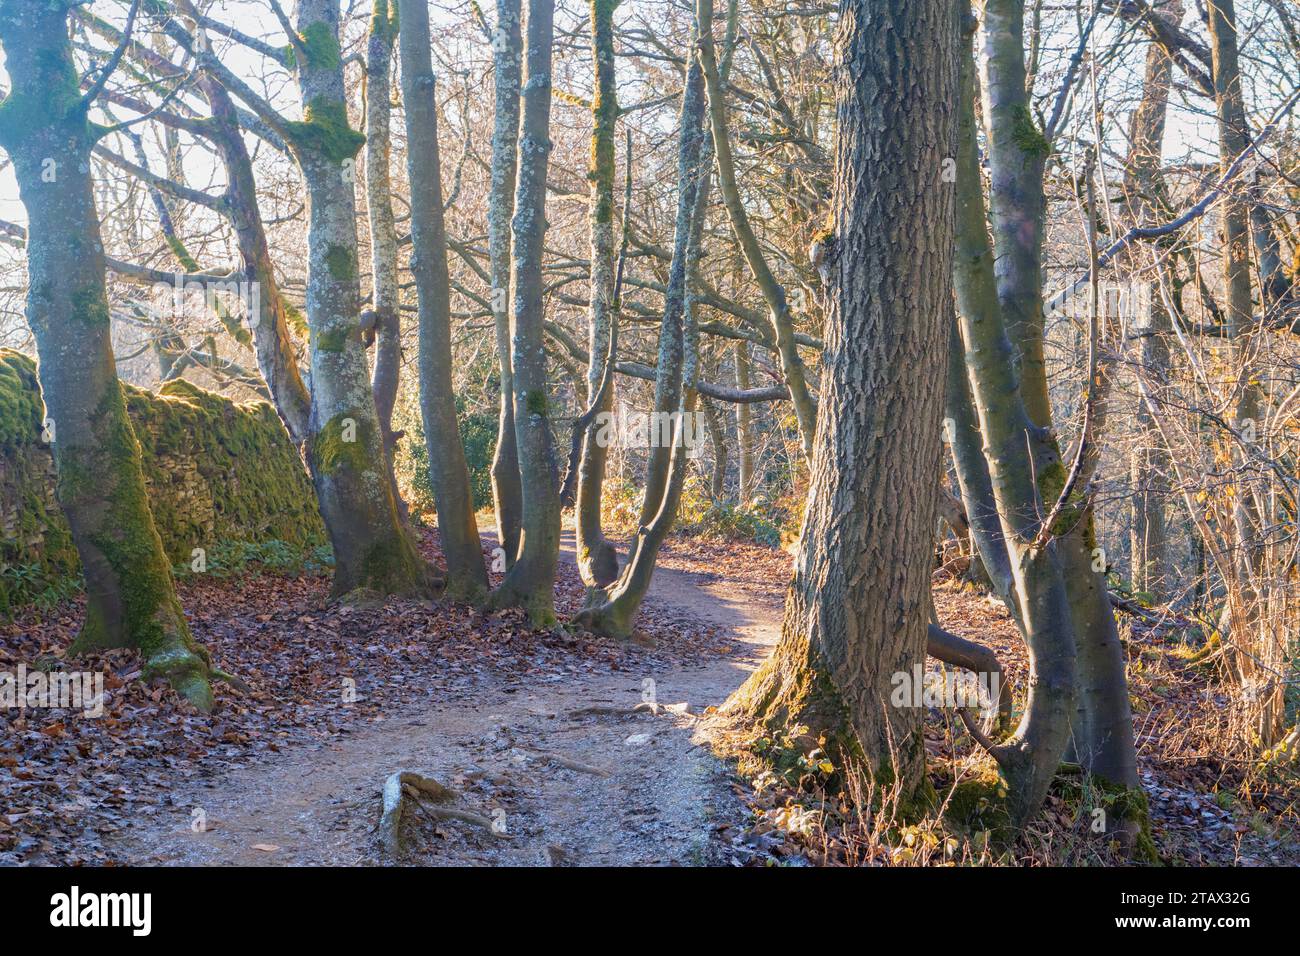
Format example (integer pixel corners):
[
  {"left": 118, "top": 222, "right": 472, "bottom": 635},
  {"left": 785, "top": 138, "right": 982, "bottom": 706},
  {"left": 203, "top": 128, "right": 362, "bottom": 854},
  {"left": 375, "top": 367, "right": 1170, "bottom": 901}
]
[{"left": 379, "top": 770, "right": 494, "bottom": 857}]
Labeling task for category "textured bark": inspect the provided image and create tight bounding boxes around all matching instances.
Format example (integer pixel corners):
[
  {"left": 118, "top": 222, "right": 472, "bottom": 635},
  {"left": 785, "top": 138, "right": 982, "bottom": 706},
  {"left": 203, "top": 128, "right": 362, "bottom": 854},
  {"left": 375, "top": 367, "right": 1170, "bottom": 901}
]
[
  {"left": 487, "top": 0, "right": 562, "bottom": 627},
  {"left": 487, "top": 0, "right": 524, "bottom": 567},
  {"left": 575, "top": 0, "right": 621, "bottom": 589},
  {"left": 0, "top": 0, "right": 214, "bottom": 708},
  {"left": 289, "top": 0, "right": 430, "bottom": 599},
  {"left": 397, "top": 0, "right": 489, "bottom": 600},
  {"left": 364, "top": 0, "right": 407, "bottom": 519},
  {"left": 727, "top": 0, "right": 957, "bottom": 798}
]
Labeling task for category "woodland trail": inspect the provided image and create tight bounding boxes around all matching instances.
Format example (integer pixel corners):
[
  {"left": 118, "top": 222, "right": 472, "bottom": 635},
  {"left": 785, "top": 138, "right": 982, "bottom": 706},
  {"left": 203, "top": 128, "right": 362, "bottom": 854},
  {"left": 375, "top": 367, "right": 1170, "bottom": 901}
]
[{"left": 106, "top": 533, "right": 782, "bottom": 866}]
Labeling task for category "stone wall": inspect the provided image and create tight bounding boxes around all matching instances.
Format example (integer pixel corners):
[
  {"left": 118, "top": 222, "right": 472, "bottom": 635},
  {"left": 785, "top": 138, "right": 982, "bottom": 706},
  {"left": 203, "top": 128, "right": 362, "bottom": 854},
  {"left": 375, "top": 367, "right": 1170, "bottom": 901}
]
[{"left": 0, "top": 349, "right": 324, "bottom": 609}]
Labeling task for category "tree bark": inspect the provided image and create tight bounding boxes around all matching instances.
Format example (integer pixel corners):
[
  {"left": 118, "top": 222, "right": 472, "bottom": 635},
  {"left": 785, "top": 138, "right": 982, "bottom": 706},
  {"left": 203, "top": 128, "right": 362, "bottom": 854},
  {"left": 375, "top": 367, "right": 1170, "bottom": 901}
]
[
  {"left": 364, "top": 0, "right": 408, "bottom": 521},
  {"left": 487, "top": 0, "right": 524, "bottom": 568},
  {"left": 734, "top": 339, "right": 755, "bottom": 500},
  {"left": 288, "top": 0, "right": 431, "bottom": 599},
  {"left": 575, "top": 0, "right": 621, "bottom": 589},
  {"left": 397, "top": 0, "right": 489, "bottom": 600},
  {"left": 727, "top": 0, "right": 957, "bottom": 801},
  {"left": 0, "top": 0, "right": 214, "bottom": 708},
  {"left": 486, "top": 0, "right": 563, "bottom": 627}
]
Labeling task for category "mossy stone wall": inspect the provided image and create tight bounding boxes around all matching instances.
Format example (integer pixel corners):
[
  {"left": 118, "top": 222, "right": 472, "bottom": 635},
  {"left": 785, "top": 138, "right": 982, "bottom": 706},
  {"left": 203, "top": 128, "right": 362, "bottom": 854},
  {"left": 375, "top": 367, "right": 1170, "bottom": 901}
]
[{"left": 0, "top": 349, "right": 324, "bottom": 608}]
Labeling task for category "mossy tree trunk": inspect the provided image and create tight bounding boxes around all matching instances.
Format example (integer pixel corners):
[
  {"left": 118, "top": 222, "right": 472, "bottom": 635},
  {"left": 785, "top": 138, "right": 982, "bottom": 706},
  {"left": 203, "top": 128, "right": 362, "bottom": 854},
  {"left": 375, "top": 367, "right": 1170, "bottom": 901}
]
[
  {"left": 0, "top": 0, "right": 214, "bottom": 709},
  {"left": 486, "top": 0, "right": 563, "bottom": 627},
  {"left": 487, "top": 0, "right": 525, "bottom": 568},
  {"left": 288, "top": 0, "right": 430, "bottom": 599},
  {"left": 574, "top": 0, "right": 621, "bottom": 589},
  {"left": 726, "top": 0, "right": 957, "bottom": 799},
  {"left": 396, "top": 0, "right": 489, "bottom": 601}
]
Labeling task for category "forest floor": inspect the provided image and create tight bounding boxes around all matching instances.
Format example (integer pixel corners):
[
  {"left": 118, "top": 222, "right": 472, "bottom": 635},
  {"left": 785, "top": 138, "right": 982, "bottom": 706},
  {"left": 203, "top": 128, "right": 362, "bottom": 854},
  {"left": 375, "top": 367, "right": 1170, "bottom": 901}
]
[{"left": 1, "top": 527, "right": 1297, "bottom": 866}]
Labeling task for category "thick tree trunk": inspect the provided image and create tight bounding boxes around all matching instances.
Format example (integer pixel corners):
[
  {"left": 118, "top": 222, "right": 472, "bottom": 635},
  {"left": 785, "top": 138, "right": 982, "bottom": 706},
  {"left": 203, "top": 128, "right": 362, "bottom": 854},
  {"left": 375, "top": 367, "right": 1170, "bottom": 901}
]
[
  {"left": 487, "top": 0, "right": 525, "bottom": 567},
  {"left": 397, "top": 0, "right": 489, "bottom": 600},
  {"left": 575, "top": 0, "right": 621, "bottom": 589},
  {"left": 487, "top": 0, "right": 563, "bottom": 627},
  {"left": 288, "top": 0, "right": 430, "bottom": 599},
  {"left": 0, "top": 0, "right": 214, "bottom": 709},
  {"left": 727, "top": 0, "right": 957, "bottom": 801}
]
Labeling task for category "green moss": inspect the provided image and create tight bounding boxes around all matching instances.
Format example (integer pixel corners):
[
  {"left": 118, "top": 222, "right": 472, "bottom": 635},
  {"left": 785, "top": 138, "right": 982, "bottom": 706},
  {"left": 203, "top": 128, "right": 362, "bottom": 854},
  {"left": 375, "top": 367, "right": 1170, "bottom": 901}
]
[
  {"left": 312, "top": 413, "right": 374, "bottom": 476},
  {"left": 0, "top": 350, "right": 43, "bottom": 450},
  {"left": 1011, "top": 104, "right": 1050, "bottom": 160},
  {"left": 525, "top": 389, "right": 548, "bottom": 417},
  {"left": 942, "top": 774, "right": 1013, "bottom": 836},
  {"left": 324, "top": 243, "right": 357, "bottom": 281},
  {"left": 1035, "top": 456, "right": 1094, "bottom": 546},
  {"left": 284, "top": 97, "right": 365, "bottom": 164},
  {"left": 297, "top": 22, "right": 342, "bottom": 70},
  {"left": 315, "top": 325, "right": 351, "bottom": 353},
  {"left": 70, "top": 286, "right": 111, "bottom": 327},
  {"left": 164, "top": 234, "right": 201, "bottom": 272}
]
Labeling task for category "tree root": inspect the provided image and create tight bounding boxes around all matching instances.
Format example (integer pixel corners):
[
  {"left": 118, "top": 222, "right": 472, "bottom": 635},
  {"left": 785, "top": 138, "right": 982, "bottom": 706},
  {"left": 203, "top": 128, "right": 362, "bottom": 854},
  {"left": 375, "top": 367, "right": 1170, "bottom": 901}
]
[{"left": 379, "top": 770, "right": 496, "bottom": 857}]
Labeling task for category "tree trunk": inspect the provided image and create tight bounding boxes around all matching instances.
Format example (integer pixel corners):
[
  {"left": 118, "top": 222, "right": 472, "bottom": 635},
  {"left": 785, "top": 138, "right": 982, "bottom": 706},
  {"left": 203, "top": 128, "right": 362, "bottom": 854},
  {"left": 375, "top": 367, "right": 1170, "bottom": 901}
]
[
  {"left": 952, "top": 26, "right": 1078, "bottom": 823},
  {"left": 1124, "top": 0, "right": 1179, "bottom": 604},
  {"left": 575, "top": 0, "right": 621, "bottom": 588},
  {"left": 397, "top": 0, "right": 489, "bottom": 600},
  {"left": 701, "top": 396, "right": 728, "bottom": 500},
  {"left": 288, "top": 0, "right": 431, "bottom": 599},
  {"left": 364, "top": 0, "right": 408, "bottom": 521},
  {"left": 727, "top": 0, "right": 957, "bottom": 802},
  {"left": 637, "top": 55, "right": 706, "bottom": 529},
  {"left": 0, "top": 0, "right": 214, "bottom": 709},
  {"left": 573, "top": 69, "right": 713, "bottom": 639},
  {"left": 734, "top": 339, "right": 755, "bottom": 501},
  {"left": 487, "top": 0, "right": 524, "bottom": 567},
  {"left": 486, "top": 0, "right": 563, "bottom": 627}
]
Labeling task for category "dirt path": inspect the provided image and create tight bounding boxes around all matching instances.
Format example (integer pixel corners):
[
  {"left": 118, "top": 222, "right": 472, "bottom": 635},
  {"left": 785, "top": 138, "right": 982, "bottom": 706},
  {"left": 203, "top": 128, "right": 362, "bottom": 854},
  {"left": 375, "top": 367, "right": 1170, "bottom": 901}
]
[{"left": 107, "top": 535, "right": 781, "bottom": 866}]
